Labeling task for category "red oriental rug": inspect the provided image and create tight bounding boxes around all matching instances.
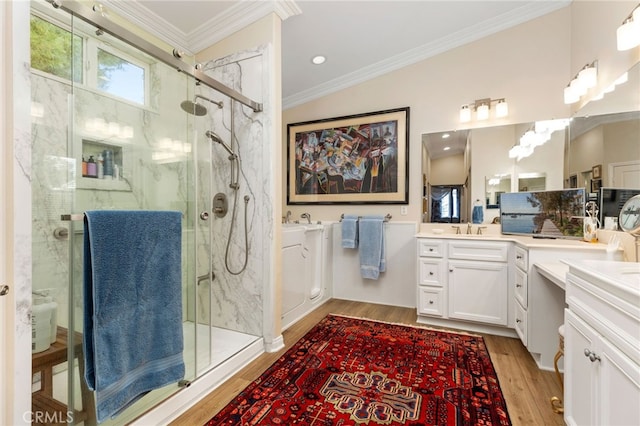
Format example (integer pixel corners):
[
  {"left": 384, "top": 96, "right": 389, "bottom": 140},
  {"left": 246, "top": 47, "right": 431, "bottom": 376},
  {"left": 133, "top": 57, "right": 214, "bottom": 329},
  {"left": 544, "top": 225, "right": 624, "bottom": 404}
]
[{"left": 206, "top": 314, "right": 511, "bottom": 425}]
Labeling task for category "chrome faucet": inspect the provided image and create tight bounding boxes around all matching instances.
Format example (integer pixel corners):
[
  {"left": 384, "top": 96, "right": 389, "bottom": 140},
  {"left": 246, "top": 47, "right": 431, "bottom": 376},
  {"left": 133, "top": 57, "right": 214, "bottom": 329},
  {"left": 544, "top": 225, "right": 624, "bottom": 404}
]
[
  {"left": 285, "top": 210, "right": 292, "bottom": 224},
  {"left": 466, "top": 223, "right": 473, "bottom": 234},
  {"left": 301, "top": 212, "right": 311, "bottom": 224},
  {"left": 477, "top": 226, "right": 487, "bottom": 235}
]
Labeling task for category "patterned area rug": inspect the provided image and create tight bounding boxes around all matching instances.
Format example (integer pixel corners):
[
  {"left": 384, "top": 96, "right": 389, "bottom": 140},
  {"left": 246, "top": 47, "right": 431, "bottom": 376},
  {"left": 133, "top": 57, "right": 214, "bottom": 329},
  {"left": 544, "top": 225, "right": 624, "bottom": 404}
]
[{"left": 206, "top": 314, "right": 511, "bottom": 425}]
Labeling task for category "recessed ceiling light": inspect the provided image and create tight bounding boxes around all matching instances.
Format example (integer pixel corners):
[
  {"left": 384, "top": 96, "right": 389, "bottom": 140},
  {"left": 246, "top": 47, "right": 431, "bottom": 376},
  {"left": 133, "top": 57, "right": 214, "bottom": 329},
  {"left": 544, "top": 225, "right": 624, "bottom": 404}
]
[
  {"left": 442, "top": 133, "right": 450, "bottom": 139},
  {"left": 312, "top": 55, "right": 326, "bottom": 65},
  {"left": 443, "top": 146, "right": 451, "bottom": 151}
]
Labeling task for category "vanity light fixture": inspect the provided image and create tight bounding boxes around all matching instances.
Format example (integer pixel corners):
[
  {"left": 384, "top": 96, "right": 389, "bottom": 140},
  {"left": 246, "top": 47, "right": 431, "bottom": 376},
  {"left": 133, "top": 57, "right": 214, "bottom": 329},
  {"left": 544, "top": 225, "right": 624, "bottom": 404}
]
[
  {"left": 459, "top": 98, "right": 508, "bottom": 123},
  {"left": 617, "top": 4, "right": 640, "bottom": 51},
  {"left": 563, "top": 61, "right": 598, "bottom": 104}
]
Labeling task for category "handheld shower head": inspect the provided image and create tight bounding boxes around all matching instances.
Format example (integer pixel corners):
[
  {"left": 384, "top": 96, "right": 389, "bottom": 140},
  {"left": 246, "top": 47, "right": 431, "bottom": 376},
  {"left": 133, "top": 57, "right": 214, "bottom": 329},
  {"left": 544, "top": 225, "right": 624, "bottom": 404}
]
[
  {"left": 180, "top": 95, "right": 223, "bottom": 116},
  {"left": 205, "top": 130, "right": 235, "bottom": 157}
]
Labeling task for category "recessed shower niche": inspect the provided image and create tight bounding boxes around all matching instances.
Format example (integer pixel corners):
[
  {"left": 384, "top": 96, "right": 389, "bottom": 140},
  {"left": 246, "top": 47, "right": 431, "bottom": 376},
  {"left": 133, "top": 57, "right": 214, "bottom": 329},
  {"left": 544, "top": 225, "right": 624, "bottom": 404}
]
[{"left": 77, "top": 138, "right": 131, "bottom": 191}]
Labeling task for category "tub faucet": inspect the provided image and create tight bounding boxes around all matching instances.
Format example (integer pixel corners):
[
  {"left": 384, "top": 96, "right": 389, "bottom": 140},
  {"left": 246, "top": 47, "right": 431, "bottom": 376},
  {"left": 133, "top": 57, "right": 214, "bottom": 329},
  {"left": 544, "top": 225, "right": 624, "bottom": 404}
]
[
  {"left": 285, "top": 210, "right": 292, "bottom": 223},
  {"left": 466, "top": 223, "right": 473, "bottom": 234},
  {"left": 301, "top": 212, "right": 311, "bottom": 224}
]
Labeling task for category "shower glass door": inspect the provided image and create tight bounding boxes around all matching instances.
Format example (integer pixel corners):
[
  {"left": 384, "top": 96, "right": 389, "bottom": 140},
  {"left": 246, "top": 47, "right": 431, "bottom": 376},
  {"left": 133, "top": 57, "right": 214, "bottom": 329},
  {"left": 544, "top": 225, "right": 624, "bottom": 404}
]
[{"left": 30, "top": 1, "right": 199, "bottom": 423}]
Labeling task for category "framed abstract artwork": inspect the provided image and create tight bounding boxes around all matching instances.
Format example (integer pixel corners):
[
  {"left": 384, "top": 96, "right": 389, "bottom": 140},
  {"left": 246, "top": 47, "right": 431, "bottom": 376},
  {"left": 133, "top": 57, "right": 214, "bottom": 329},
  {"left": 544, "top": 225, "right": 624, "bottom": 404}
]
[{"left": 287, "top": 107, "right": 409, "bottom": 204}]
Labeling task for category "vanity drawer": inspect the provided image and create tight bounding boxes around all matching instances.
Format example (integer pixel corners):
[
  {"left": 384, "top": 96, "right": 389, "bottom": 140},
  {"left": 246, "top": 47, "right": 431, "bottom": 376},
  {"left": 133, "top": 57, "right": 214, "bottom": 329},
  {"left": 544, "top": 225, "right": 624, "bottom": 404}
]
[
  {"left": 514, "top": 267, "right": 528, "bottom": 308},
  {"left": 514, "top": 300, "right": 528, "bottom": 346},
  {"left": 448, "top": 240, "right": 508, "bottom": 262},
  {"left": 417, "top": 239, "right": 444, "bottom": 257},
  {"left": 515, "top": 246, "right": 528, "bottom": 271},
  {"left": 418, "top": 287, "right": 444, "bottom": 317},
  {"left": 418, "top": 258, "right": 445, "bottom": 286}
]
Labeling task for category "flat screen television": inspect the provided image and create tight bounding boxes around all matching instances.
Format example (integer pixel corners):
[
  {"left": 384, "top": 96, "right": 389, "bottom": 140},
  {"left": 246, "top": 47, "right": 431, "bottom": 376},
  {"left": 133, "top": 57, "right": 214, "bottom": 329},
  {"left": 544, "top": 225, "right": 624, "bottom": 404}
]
[
  {"left": 599, "top": 187, "right": 640, "bottom": 229},
  {"left": 500, "top": 188, "right": 585, "bottom": 238}
]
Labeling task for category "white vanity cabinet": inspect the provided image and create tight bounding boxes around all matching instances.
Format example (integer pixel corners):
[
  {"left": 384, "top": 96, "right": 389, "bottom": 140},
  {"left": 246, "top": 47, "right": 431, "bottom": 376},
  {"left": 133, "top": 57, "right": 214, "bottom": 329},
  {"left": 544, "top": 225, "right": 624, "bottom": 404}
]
[
  {"left": 512, "top": 244, "right": 620, "bottom": 370},
  {"left": 447, "top": 241, "right": 509, "bottom": 326},
  {"left": 416, "top": 239, "right": 446, "bottom": 317},
  {"left": 416, "top": 237, "right": 511, "bottom": 330},
  {"left": 564, "top": 261, "right": 640, "bottom": 426}
]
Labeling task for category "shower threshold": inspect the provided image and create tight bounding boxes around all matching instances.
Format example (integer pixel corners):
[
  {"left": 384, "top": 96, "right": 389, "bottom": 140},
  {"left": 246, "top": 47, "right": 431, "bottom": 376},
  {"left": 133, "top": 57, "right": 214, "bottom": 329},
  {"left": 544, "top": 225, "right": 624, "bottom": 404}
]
[{"left": 42, "top": 324, "right": 260, "bottom": 425}]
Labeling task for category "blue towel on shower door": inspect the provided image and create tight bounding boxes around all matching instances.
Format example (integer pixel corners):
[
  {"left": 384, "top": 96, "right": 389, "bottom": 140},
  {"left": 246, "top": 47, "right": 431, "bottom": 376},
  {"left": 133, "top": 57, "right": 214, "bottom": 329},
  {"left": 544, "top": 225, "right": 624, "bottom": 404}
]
[
  {"left": 341, "top": 214, "right": 359, "bottom": 248},
  {"left": 83, "top": 210, "right": 184, "bottom": 423},
  {"left": 358, "top": 215, "right": 386, "bottom": 280}
]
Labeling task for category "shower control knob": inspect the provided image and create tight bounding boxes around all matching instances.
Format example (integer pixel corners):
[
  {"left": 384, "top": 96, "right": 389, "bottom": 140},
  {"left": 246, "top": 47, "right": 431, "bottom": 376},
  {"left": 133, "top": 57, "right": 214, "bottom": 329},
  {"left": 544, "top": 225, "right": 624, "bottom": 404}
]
[{"left": 200, "top": 211, "right": 209, "bottom": 221}]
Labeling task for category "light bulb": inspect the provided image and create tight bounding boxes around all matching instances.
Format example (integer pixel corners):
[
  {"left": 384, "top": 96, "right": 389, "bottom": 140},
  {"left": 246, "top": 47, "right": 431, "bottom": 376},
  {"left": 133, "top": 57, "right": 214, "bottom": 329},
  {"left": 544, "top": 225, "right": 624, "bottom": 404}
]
[
  {"left": 578, "top": 65, "right": 597, "bottom": 89},
  {"left": 495, "top": 100, "right": 508, "bottom": 118},
  {"left": 564, "top": 85, "right": 579, "bottom": 104},
  {"left": 459, "top": 105, "right": 471, "bottom": 123},
  {"left": 617, "top": 16, "right": 640, "bottom": 51},
  {"left": 476, "top": 103, "right": 489, "bottom": 120}
]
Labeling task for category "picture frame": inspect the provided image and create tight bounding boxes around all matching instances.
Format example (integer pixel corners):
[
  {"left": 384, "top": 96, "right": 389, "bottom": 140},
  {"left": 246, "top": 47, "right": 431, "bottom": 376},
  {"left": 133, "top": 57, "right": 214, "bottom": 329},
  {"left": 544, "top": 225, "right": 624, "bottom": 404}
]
[
  {"left": 592, "top": 164, "right": 602, "bottom": 179},
  {"left": 591, "top": 179, "right": 602, "bottom": 193},
  {"left": 287, "top": 107, "right": 409, "bottom": 204}
]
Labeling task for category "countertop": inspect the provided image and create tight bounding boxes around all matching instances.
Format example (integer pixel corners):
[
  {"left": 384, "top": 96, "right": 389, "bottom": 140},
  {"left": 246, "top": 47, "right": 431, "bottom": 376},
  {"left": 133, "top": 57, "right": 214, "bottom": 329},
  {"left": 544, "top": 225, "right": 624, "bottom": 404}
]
[
  {"left": 564, "top": 259, "right": 640, "bottom": 302},
  {"left": 415, "top": 230, "right": 614, "bottom": 251}
]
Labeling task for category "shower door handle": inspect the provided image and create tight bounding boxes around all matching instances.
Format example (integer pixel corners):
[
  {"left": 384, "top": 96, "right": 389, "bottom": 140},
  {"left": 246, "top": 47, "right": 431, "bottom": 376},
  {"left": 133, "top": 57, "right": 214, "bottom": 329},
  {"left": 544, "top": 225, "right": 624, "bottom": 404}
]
[{"left": 197, "top": 271, "right": 214, "bottom": 285}]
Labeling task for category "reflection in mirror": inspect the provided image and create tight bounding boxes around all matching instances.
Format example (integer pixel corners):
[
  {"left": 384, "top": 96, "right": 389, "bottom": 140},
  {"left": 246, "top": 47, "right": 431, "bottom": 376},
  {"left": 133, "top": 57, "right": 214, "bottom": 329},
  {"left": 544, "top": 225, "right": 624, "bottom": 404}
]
[
  {"left": 568, "top": 61, "right": 640, "bottom": 227},
  {"left": 421, "top": 64, "right": 638, "bottom": 225},
  {"left": 518, "top": 172, "right": 546, "bottom": 192},
  {"left": 485, "top": 174, "right": 511, "bottom": 209}
]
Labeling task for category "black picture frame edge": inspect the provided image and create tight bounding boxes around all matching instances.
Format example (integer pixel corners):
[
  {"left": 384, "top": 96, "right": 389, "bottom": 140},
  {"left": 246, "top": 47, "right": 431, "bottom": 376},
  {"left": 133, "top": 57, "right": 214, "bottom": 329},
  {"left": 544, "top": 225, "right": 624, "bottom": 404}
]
[{"left": 286, "top": 107, "right": 410, "bottom": 205}]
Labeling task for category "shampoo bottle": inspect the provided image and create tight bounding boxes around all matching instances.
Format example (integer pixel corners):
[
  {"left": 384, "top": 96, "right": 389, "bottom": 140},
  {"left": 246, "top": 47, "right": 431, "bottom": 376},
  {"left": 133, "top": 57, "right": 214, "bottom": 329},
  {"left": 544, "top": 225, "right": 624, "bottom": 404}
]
[
  {"left": 32, "top": 296, "right": 52, "bottom": 353},
  {"left": 87, "top": 156, "right": 97, "bottom": 178},
  {"left": 97, "top": 154, "right": 104, "bottom": 179}
]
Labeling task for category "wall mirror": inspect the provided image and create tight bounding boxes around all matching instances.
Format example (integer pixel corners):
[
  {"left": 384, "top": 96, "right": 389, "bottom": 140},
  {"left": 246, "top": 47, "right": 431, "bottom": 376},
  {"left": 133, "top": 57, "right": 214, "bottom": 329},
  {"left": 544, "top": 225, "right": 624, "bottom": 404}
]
[
  {"left": 422, "top": 62, "right": 639, "bottom": 223},
  {"left": 485, "top": 174, "right": 511, "bottom": 208}
]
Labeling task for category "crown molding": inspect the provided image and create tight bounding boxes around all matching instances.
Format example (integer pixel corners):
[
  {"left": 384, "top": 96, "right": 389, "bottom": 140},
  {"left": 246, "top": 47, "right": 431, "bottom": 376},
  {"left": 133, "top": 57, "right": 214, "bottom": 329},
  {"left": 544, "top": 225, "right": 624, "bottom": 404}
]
[
  {"left": 283, "top": 0, "right": 570, "bottom": 110},
  {"left": 100, "top": 0, "right": 192, "bottom": 55},
  {"left": 101, "top": 1, "right": 301, "bottom": 57},
  {"left": 188, "top": 1, "right": 301, "bottom": 53}
]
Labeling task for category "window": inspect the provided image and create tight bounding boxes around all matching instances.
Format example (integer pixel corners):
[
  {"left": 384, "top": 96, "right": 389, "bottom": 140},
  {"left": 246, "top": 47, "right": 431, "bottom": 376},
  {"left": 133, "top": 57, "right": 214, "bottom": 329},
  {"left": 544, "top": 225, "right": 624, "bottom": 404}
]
[
  {"left": 97, "top": 48, "right": 145, "bottom": 105},
  {"left": 30, "top": 14, "right": 83, "bottom": 83},
  {"left": 430, "top": 185, "right": 462, "bottom": 223},
  {"left": 30, "top": 12, "right": 149, "bottom": 106}
]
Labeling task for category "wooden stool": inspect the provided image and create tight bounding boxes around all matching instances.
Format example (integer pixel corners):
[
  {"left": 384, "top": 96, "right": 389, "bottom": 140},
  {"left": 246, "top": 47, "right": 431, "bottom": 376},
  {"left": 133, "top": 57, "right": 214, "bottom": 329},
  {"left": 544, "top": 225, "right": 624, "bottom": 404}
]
[
  {"left": 32, "top": 327, "right": 96, "bottom": 426},
  {"left": 550, "top": 324, "right": 565, "bottom": 414}
]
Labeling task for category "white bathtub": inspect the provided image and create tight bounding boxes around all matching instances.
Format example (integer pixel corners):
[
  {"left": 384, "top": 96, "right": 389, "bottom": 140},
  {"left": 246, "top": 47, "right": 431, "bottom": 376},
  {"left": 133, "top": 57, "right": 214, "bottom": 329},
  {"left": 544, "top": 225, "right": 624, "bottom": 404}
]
[{"left": 281, "top": 223, "right": 332, "bottom": 330}]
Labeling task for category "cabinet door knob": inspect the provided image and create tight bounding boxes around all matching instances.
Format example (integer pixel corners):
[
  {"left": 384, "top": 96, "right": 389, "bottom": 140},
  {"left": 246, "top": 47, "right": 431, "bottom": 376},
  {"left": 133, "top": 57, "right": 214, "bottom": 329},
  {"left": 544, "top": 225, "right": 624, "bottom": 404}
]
[
  {"left": 516, "top": 284, "right": 522, "bottom": 288},
  {"left": 429, "top": 300, "right": 434, "bottom": 304},
  {"left": 584, "top": 349, "right": 601, "bottom": 363},
  {"left": 449, "top": 269, "right": 453, "bottom": 272},
  {"left": 516, "top": 255, "right": 523, "bottom": 260},
  {"left": 516, "top": 318, "right": 521, "bottom": 323},
  {"left": 429, "top": 271, "right": 434, "bottom": 276},
  {"left": 429, "top": 248, "right": 434, "bottom": 252}
]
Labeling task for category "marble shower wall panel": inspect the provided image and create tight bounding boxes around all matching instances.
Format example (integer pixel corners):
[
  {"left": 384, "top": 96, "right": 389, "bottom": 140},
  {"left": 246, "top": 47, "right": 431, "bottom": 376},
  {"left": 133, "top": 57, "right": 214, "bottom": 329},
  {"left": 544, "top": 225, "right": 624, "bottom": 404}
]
[
  {"left": 31, "top": 74, "right": 74, "bottom": 328},
  {"left": 31, "top": 55, "right": 198, "bottom": 330},
  {"left": 203, "top": 47, "right": 268, "bottom": 337}
]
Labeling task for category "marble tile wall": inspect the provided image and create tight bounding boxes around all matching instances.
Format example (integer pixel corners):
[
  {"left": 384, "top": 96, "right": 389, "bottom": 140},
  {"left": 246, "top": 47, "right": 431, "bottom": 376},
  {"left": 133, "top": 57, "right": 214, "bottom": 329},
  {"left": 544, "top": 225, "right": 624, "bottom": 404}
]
[{"left": 195, "top": 47, "right": 269, "bottom": 337}]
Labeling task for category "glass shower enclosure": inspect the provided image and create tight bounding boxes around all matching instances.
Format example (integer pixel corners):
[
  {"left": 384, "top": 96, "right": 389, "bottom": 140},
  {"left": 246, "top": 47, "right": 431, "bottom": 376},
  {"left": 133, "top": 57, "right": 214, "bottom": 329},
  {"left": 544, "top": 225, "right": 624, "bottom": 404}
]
[{"left": 29, "top": 0, "right": 263, "bottom": 423}]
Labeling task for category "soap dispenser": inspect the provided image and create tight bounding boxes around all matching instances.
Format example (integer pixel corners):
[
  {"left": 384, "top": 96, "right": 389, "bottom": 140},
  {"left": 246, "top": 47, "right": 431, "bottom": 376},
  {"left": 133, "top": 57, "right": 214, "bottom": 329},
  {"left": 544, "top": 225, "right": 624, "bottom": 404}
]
[{"left": 87, "top": 155, "right": 97, "bottom": 178}]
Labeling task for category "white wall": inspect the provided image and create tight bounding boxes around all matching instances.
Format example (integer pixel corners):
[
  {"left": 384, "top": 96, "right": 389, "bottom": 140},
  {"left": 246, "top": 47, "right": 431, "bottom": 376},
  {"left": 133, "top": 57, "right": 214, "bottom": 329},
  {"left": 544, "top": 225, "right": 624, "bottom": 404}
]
[
  {"left": 430, "top": 154, "right": 466, "bottom": 186},
  {"left": 331, "top": 222, "right": 417, "bottom": 307},
  {"left": 283, "top": 7, "right": 572, "bottom": 223}
]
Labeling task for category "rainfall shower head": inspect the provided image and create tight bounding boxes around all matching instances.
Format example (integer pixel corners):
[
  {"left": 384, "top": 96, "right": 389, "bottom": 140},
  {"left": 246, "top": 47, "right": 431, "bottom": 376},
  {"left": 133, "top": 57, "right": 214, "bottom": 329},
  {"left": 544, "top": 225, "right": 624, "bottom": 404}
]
[
  {"left": 180, "top": 95, "right": 223, "bottom": 116},
  {"left": 205, "top": 130, "right": 235, "bottom": 157}
]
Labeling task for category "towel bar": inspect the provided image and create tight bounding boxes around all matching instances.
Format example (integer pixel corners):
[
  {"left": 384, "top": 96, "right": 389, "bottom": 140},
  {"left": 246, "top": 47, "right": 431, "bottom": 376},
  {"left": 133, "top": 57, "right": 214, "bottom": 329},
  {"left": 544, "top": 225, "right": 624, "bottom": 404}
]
[
  {"left": 61, "top": 213, "right": 85, "bottom": 221},
  {"left": 340, "top": 213, "right": 392, "bottom": 222}
]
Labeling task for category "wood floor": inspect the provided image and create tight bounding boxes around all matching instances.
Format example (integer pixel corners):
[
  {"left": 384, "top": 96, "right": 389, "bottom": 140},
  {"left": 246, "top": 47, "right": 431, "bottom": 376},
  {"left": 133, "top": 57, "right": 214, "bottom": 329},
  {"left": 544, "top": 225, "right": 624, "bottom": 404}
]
[{"left": 171, "top": 299, "right": 564, "bottom": 425}]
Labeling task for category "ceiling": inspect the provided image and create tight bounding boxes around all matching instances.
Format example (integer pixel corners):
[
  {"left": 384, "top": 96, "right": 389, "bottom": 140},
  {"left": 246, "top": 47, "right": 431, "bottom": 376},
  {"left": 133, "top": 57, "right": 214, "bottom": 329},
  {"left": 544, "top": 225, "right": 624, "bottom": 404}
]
[{"left": 103, "top": 0, "right": 570, "bottom": 110}]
